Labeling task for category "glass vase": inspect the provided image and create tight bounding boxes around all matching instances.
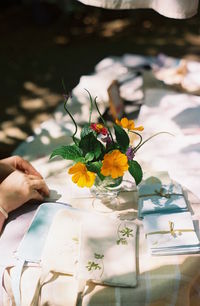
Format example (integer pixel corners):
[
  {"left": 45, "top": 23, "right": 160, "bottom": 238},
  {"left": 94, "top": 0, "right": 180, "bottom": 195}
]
[{"left": 90, "top": 175, "right": 136, "bottom": 212}]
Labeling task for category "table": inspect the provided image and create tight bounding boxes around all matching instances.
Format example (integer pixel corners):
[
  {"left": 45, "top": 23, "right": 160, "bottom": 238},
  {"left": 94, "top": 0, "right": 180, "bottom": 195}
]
[{"left": 1, "top": 54, "right": 200, "bottom": 306}]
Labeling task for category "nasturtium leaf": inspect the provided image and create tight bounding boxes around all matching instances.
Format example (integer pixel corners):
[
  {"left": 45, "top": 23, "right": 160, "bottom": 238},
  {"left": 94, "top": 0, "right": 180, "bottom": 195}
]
[
  {"left": 85, "top": 152, "right": 95, "bottom": 162},
  {"left": 114, "top": 124, "right": 130, "bottom": 152},
  {"left": 86, "top": 161, "right": 104, "bottom": 180},
  {"left": 79, "top": 132, "right": 103, "bottom": 159},
  {"left": 80, "top": 124, "right": 93, "bottom": 139},
  {"left": 128, "top": 160, "right": 143, "bottom": 185},
  {"left": 50, "top": 144, "right": 84, "bottom": 162}
]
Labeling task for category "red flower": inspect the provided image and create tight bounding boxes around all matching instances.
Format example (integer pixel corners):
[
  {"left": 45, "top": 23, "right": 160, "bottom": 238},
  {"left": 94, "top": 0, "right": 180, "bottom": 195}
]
[{"left": 91, "top": 123, "right": 108, "bottom": 135}]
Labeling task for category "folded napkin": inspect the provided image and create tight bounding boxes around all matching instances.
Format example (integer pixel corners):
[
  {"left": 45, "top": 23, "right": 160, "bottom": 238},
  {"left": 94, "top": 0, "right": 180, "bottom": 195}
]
[
  {"left": 77, "top": 214, "right": 137, "bottom": 287},
  {"left": 10, "top": 202, "right": 71, "bottom": 306},
  {"left": 143, "top": 211, "right": 200, "bottom": 255},
  {"left": 29, "top": 208, "right": 84, "bottom": 306},
  {"left": 138, "top": 182, "right": 188, "bottom": 218},
  {"left": 41, "top": 209, "right": 82, "bottom": 276}
]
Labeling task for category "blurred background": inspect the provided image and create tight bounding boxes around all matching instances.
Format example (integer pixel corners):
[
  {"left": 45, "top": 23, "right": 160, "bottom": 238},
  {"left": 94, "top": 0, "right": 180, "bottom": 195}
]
[{"left": 0, "top": 0, "right": 200, "bottom": 158}]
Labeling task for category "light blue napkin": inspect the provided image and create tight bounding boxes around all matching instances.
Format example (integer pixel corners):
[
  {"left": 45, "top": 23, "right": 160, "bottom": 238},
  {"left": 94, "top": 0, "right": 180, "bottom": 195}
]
[
  {"left": 143, "top": 211, "right": 200, "bottom": 255},
  {"left": 11, "top": 202, "right": 71, "bottom": 306},
  {"left": 138, "top": 183, "right": 188, "bottom": 218}
]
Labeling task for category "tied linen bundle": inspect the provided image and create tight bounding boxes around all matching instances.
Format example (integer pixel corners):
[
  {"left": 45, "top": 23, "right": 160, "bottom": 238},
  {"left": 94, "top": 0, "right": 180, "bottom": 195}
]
[
  {"left": 143, "top": 211, "right": 200, "bottom": 256},
  {"left": 138, "top": 182, "right": 188, "bottom": 218}
]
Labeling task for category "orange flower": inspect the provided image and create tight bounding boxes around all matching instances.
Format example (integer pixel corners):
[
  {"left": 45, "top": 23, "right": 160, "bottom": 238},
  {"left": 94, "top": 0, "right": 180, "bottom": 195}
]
[
  {"left": 68, "top": 162, "right": 96, "bottom": 188},
  {"left": 116, "top": 117, "right": 144, "bottom": 131},
  {"left": 101, "top": 150, "right": 128, "bottom": 179}
]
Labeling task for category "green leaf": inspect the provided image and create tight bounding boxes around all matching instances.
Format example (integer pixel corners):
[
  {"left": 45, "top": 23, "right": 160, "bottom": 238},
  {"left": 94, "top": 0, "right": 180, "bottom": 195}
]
[
  {"left": 79, "top": 132, "right": 103, "bottom": 159},
  {"left": 114, "top": 124, "right": 130, "bottom": 151},
  {"left": 86, "top": 161, "right": 104, "bottom": 180},
  {"left": 50, "top": 144, "right": 84, "bottom": 162},
  {"left": 128, "top": 160, "right": 143, "bottom": 185},
  {"left": 80, "top": 123, "right": 93, "bottom": 139},
  {"left": 85, "top": 152, "right": 95, "bottom": 162}
]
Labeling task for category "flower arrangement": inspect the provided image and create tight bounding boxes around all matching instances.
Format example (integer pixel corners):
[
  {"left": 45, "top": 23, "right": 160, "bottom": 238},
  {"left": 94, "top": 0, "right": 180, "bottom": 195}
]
[{"left": 50, "top": 90, "right": 168, "bottom": 188}]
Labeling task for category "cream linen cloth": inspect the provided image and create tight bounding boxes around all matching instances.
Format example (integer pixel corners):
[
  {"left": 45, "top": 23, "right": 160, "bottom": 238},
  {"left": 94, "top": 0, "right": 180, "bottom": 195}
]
[
  {"left": 77, "top": 214, "right": 137, "bottom": 287},
  {"left": 31, "top": 208, "right": 137, "bottom": 306},
  {"left": 138, "top": 182, "right": 188, "bottom": 218},
  {"left": 143, "top": 211, "right": 200, "bottom": 255},
  {"left": 3, "top": 172, "right": 200, "bottom": 306},
  {"left": 78, "top": 0, "right": 199, "bottom": 19},
  {"left": 40, "top": 209, "right": 81, "bottom": 276},
  {"left": 30, "top": 209, "right": 82, "bottom": 306}
]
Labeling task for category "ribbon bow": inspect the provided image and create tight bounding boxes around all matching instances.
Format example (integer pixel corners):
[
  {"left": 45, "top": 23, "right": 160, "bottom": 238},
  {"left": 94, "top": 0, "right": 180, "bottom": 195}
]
[
  {"left": 155, "top": 188, "right": 171, "bottom": 198},
  {"left": 146, "top": 220, "right": 194, "bottom": 238}
]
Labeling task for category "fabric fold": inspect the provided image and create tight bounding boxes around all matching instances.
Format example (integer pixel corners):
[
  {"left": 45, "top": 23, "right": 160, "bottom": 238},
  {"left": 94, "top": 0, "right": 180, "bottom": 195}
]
[{"left": 77, "top": 0, "right": 199, "bottom": 19}]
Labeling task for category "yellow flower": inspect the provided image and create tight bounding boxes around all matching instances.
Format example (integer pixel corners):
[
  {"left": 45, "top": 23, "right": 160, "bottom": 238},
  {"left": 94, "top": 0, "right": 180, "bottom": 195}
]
[
  {"left": 116, "top": 117, "right": 144, "bottom": 131},
  {"left": 68, "top": 162, "right": 96, "bottom": 188},
  {"left": 101, "top": 150, "right": 129, "bottom": 179}
]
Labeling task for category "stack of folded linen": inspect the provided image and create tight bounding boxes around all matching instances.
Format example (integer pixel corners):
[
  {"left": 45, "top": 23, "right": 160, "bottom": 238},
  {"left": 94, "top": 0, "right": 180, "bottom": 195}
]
[
  {"left": 143, "top": 211, "right": 200, "bottom": 255},
  {"left": 138, "top": 182, "right": 188, "bottom": 218}
]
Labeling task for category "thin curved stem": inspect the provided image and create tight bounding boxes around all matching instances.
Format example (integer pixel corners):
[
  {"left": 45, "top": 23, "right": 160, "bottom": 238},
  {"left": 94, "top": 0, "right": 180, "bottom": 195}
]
[
  {"left": 63, "top": 99, "right": 78, "bottom": 144},
  {"left": 129, "top": 130, "right": 143, "bottom": 152},
  {"left": 134, "top": 132, "right": 174, "bottom": 153},
  {"left": 84, "top": 88, "right": 93, "bottom": 125},
  {"left": 62, "top": 79, "right": 78, "bottom": 144}
]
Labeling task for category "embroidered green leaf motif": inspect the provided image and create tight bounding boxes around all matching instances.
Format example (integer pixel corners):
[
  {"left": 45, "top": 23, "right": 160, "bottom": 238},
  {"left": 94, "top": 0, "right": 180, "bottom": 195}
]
[
  {"left": 116, "top": 224, "right": 134, "bottom": 245},
  {"left": 94, "top": 253, "right": 104, "bottom": 259},
  {"left": 86, "top": 261, "right": 101, "bottom": 271},
  {"left": 119, "top": 227, "right": 133, "bottom": 238},
  {"left": 117, "top": 238, "right": 128, "bottom": 245}
]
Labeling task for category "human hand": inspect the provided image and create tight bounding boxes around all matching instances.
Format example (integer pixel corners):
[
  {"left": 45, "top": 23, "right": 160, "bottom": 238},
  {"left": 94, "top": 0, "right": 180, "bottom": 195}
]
[
  {"left": 0, "top": 170, "right": 49, "bottom": 214},
  {"left": 0, "top": 155, "right": 42, "bottom": 178},
  {"left": 0, "top": 163, "right": 14, "bottom": 183}
]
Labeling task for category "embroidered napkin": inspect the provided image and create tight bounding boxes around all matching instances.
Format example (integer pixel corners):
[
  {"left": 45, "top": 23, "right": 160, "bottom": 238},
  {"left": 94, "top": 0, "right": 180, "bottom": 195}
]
[
  {"left": 77, "top": 214, "right": 137, "bottom": 287},
  {"left": 138, "top": 183, "right": 188, "bottom": 218},
  {"left": 143, "top": 211, "right": 200, "bottom": 255}
]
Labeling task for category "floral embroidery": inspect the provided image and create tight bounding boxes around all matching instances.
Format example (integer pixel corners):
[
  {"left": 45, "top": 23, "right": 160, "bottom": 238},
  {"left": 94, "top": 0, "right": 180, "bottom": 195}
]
[
  {"left": 116, "top": 223, "right": 134, "bottom": 245},
  {"left": 86, "top": 253, "right": 104, "bottom": 278}
]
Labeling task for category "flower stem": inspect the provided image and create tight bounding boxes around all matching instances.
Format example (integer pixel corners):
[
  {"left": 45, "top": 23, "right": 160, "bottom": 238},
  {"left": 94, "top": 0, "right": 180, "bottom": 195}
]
[
  {"left": 134, "top": 132, "right": 174, "bottom": 153},
  {"left": 62, "top": 79, "right": 78, "bottom": 145},
  {"left": 129, "top": 130, "right": 143, "bottom": 152},
  {"left": 84, "top": 88, "right": 93, "bottom": 125}
]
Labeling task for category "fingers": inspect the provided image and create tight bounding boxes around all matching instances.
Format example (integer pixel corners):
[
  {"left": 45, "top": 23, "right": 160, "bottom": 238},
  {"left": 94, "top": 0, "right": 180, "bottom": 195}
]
[
  {"left": 30, "top": 178, "right": 50, "bottom": 197},
  {"left": 30, "top": 189, "right": 44, "bottom": 202},
  {"left": 17, "top": 158, "right": 43, "bottom": 178}
]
